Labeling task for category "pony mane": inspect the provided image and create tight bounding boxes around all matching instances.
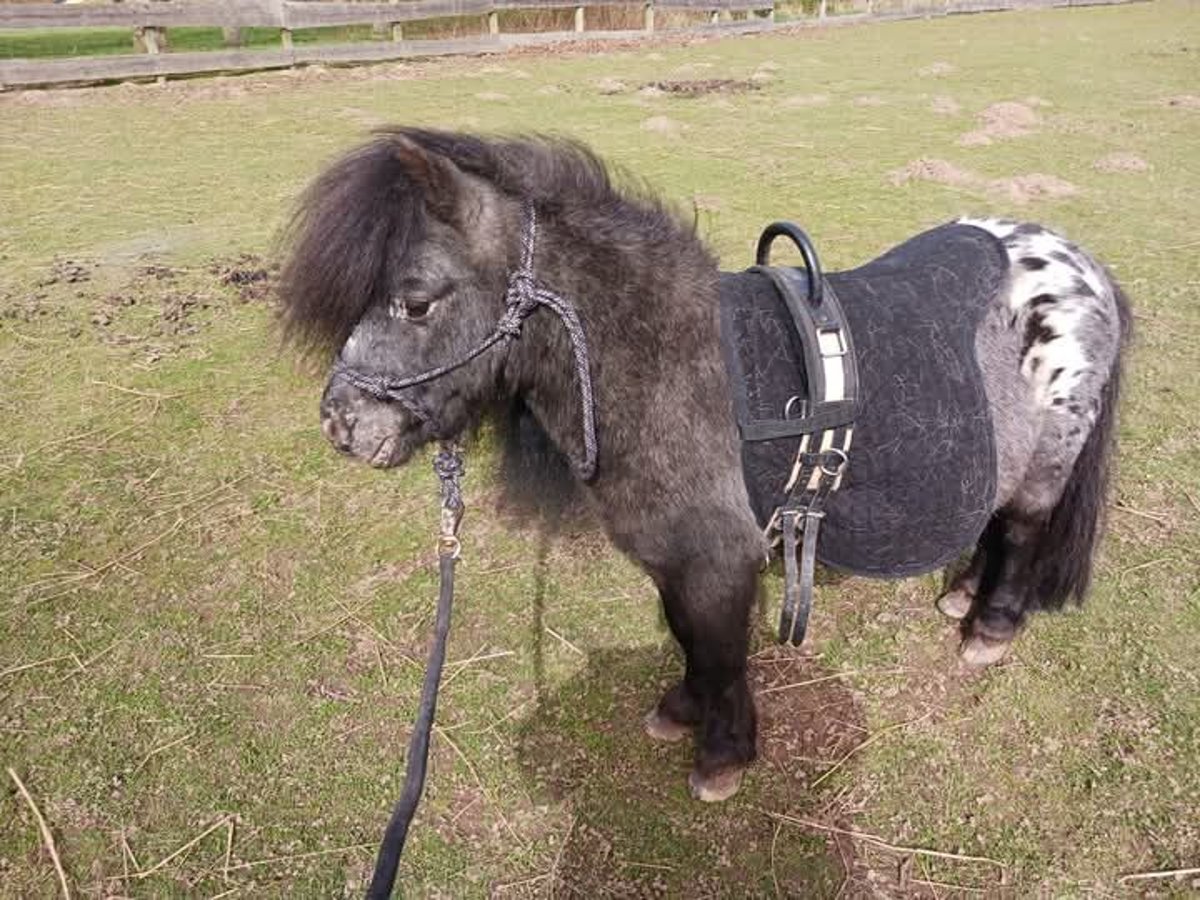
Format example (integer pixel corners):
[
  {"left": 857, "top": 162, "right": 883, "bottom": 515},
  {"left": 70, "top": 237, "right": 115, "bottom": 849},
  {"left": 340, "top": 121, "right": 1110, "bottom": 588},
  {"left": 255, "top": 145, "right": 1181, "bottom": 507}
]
[{"left": 277, "top": 128, "right": 693, "bottom": 353}]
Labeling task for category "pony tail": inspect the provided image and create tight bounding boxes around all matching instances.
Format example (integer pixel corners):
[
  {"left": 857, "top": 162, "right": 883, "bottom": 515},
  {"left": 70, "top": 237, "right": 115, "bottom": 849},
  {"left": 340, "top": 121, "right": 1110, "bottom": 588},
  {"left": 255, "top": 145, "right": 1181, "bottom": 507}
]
[{"left": 1029, "top": 281, "right": 1132, "bottom": 609}]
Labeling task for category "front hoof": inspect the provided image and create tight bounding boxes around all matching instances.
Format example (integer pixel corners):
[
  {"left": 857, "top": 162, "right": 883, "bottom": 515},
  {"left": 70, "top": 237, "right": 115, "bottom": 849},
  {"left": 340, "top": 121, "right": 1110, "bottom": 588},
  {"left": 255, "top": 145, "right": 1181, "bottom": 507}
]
[
  {"left": 960, "top": 634, "right": 1012, "bottom": 667},
  {"left": 644, "top": 710, "right": 691, "bottom": 743},
  {"left": 937, "top": 588, "right": 973, "bottom": 620},
  {"left": 688, "top": 767, "right": 745, "bottom": 803}
]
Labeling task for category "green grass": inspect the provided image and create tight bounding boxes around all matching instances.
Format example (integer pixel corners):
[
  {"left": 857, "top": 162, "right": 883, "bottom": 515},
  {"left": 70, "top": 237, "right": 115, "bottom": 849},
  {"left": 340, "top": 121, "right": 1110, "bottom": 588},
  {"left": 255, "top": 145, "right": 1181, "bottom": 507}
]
[
  {"left": 2, "top": 2, "right": 1199, "bottom": 895},
  {"left": 0, "top": 25, "right": 398, "bottom": 60}
]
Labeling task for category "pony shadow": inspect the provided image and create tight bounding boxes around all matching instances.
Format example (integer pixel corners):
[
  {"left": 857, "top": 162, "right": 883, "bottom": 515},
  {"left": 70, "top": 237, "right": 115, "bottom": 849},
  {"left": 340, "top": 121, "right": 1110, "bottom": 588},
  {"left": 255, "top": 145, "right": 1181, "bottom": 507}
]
[{"left": 514, "top": 643, "right": 868, "bottom": 896}]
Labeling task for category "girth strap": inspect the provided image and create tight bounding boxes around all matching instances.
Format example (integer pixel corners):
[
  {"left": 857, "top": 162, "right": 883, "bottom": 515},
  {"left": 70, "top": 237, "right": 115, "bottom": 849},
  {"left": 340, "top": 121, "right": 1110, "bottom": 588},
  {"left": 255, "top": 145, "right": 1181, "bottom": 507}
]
[{"left": 724, "top": 221, "right": 860, "bottom": 647}]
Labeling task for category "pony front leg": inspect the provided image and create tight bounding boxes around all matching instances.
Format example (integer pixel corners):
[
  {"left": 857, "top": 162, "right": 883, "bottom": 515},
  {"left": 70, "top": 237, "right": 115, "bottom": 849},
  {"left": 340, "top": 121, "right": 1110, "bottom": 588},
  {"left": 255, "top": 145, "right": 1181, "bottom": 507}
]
[{"left": 648, "top": 564, "right": 759, "bottom": 802}]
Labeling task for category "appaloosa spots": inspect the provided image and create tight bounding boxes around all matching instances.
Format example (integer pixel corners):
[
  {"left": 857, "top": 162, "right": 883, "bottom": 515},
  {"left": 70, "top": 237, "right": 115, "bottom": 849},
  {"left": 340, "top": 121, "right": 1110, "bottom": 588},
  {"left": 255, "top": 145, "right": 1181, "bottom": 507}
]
[
  {"left": 889, "top": 157, "right": 1079, "bottom": 205},
  {"left": 959, "top": 101, "right": 1041, "bottom": 146},
  {"left": 930, "top": 95, "right": 961, "bottom": 115},
  {"left": 1094, "top": 152, "right": 1151, "bottom": 173},
  {"left": 641, "top": 115, "right": 684, "bottom": 135},
  {"left": 643, "top": 79, "right": 760, "bottom": 97}
]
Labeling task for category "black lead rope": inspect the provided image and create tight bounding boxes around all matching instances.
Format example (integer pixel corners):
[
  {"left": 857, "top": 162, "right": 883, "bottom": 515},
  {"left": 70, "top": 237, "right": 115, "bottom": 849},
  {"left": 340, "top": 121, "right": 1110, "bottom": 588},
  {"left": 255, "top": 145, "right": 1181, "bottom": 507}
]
[{"left": 366, "top": 445, "right": 464, "bottom": 899}]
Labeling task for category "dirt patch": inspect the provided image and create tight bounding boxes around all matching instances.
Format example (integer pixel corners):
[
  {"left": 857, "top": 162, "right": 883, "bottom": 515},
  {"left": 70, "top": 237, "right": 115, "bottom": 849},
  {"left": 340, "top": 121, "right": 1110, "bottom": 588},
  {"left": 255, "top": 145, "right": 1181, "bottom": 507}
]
[
  {"left": 1094, "top": 152, "right": 1151, "bottom": 173},
  {"left": 919, "top": 61, "right": 956, "bottom": 77},
  {"left": 209, "top": 254, "right": 277, "bottom": 304},
  {"left": 641, "top": 115, "right": 683, "bottom": 136},
  {"left": 930, "top": 95, "right": 961, "bottom": 115},
  {"left": 642, "top": 78, "right": 760, "bottom": 97},
  {"left": 888, "top": 158, "right": 980, "bottom": 189},
  {"left": 854, "top": 95, "right": 887, "bottom": 107},
  {"left": 1161, "top": 94, "right": 1200, "bottom": 110},
  {"left": 1, "top": 291, "right": 64, "bottom": 324},
  {"left": 516, "top": 646, "right": 859, "bottom": 896},
  {"left": 959, "top": 100, "right": 1041, "bottom": 146},
  {"left": 37, "top": 258, "right": 94, "bottom": 287},
  {"left": 889, "top": 157, "right": 1079, "bottom": 206},
  {"left": 474, "top": 91, "right": 509, "bottom": 102},
  {"left": 995, "top": 173, "right": 1078, "bottom": 204},
  {"left": 783, "top": 93, "right": 831, "bottom": 108},
  {"left": 751, "top": 648, "right": 868, "bottom": 781},
  {"left": 594, "top": 76, "right": 627, "bottom": 95}
]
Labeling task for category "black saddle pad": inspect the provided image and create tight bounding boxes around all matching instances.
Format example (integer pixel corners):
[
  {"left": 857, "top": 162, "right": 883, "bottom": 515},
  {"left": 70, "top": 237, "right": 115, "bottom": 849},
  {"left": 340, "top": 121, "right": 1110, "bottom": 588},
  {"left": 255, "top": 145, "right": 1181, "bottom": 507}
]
[{"left": 720, "top": 222, "right": 1007, "bottom": 577}]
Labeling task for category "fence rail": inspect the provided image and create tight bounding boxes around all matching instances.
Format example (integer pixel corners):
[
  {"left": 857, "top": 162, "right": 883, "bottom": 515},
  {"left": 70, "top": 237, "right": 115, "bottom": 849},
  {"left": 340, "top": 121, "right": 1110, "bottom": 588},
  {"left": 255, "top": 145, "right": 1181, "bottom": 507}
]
[{"left": 0, "top": 0, "right": 1143, "bottom": 89}]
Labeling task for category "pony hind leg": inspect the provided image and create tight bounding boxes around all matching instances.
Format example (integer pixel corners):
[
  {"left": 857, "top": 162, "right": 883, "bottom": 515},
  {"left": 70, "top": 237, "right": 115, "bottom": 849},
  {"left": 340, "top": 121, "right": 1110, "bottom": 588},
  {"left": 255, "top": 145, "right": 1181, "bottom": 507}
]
[
  {"left": 937, "top": 518, "right": 1001, "bottom": 620},
  {"left": 952, "top": 222, "right": 1129, "bottom": 666},
  {"left": 962, "top": 385, "right": 1120, "bottom": 666}
]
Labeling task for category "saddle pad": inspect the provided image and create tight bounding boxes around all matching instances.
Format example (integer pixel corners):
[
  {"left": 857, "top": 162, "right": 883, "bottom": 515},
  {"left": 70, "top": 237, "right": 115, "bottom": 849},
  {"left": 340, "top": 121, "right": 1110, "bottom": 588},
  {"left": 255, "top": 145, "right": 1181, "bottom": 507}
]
[{"left": 720, "top": 222, "right": 1008, "bottom": 577}]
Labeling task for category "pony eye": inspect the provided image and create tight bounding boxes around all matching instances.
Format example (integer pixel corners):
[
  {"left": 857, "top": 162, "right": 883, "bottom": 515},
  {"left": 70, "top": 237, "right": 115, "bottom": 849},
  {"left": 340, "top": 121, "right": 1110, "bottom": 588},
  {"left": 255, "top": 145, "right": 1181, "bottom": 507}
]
[{"left": 404, "top": 300, "right": 432, "bottom": 320}]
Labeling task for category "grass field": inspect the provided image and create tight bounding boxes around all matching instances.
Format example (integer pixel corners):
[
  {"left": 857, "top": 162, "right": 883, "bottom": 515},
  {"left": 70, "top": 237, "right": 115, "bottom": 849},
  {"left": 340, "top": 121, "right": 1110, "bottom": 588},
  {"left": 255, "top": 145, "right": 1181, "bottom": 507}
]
[
  {"left": 0, "top": 25, "right": 388, "bottom": 60},
  {"left": 2, "top": 2, "right": 1198, "bottom": 896}
]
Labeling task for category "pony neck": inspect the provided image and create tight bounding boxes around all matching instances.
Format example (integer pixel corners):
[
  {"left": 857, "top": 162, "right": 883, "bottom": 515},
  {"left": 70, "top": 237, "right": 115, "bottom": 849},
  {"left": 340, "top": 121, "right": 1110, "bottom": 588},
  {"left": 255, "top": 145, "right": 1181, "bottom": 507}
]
[{"left": 502, "top": 200, "right": 723, "bottom": 483}]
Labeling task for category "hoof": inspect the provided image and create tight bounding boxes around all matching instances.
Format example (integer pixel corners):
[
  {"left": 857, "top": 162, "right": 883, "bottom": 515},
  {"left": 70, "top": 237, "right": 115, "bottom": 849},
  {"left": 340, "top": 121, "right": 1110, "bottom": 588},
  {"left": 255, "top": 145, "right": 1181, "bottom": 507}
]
[
  {"left": 687, "top": 767, "right": 744, "bottom": 803},
  {"left": 644, "top": 710, "right": 691, "bottom": 743},
  {"left": 937, "top": 588, "right": 973, "bottom": 620},
  {"left": 960, "top": 634, "right": 1012, "bottom": 668}
]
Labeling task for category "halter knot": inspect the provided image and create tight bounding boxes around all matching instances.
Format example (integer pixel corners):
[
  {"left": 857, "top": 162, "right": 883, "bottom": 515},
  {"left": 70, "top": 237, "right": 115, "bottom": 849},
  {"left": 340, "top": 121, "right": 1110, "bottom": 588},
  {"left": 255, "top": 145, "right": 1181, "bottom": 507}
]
[{"left": 332, "top": 203, "right": 599, "bottom": 482}]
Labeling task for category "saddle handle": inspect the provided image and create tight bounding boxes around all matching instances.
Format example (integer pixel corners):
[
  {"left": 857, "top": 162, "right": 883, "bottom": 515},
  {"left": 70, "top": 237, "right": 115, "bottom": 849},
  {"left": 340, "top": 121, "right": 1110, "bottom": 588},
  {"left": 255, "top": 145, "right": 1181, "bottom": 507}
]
[{"left": 755, "top": 222, "right": 824, "bottom": 305}]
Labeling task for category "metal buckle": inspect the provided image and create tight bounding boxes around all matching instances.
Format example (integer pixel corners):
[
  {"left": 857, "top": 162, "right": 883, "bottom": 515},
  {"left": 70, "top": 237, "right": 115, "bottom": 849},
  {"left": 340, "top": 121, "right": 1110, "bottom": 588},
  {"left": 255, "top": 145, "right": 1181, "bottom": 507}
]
[{"left": 819, "top": 447, "right": 849, "bottom": 478}]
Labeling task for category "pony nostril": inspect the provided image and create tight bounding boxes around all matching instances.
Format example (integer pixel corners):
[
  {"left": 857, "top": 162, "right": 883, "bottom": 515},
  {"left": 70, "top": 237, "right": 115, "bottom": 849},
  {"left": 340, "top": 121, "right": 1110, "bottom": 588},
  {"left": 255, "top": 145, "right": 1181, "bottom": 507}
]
[{"left": 321, "top": 409, "right": 355, "bottom": 452}]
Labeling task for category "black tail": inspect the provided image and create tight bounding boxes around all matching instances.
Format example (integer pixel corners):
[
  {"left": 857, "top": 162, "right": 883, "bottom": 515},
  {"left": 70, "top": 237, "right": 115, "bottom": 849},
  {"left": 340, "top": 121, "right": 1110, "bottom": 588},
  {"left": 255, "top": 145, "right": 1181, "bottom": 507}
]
[{"left": 1030, "top": 281, "right": 1132, "bottom": 609}]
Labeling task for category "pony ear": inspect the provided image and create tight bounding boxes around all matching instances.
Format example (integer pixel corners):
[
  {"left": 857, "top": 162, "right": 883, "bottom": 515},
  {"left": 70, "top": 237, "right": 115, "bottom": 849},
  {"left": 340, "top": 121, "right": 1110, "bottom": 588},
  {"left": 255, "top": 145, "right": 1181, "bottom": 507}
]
[{"left": 391, "top": 136, "right": 470, "bottom": 228}]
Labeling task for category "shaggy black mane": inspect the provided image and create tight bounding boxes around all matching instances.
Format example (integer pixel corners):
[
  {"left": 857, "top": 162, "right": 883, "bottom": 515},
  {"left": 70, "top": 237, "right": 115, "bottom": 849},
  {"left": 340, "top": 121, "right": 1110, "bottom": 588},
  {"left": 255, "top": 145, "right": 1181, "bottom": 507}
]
[{"left": 277, "top": 128, "right": 688, "bottom": 354}]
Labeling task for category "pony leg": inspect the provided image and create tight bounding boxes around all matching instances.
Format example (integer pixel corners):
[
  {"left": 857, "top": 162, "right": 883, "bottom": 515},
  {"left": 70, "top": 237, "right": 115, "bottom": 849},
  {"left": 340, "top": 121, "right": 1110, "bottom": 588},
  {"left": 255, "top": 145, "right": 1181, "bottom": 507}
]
[
  {"left": 650, "top": 564, "right": 758, "bottom": 802},
  {"left": 960, "top": 512, "right": 1043, "bottom": 666},
  {"left": 645, "top": 585, "right": 701, "bottom": 743},
  {"left": 937, "top": 519, "right": 1000, "bottom": 620}
]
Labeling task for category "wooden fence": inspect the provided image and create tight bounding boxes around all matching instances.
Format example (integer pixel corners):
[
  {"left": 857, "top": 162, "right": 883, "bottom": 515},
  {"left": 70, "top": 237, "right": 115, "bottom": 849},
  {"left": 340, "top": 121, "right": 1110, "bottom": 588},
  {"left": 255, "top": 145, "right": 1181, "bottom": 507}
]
[{"left": 0, "top": 0, "right": 1142, "bottom": 89}]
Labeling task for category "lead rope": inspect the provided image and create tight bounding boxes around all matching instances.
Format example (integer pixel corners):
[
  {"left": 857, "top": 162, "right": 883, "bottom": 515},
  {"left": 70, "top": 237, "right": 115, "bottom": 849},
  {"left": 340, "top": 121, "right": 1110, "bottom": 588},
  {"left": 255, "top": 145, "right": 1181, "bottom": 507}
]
[{"left": 365, "top": 443, "right": 464, "bottom": 900}]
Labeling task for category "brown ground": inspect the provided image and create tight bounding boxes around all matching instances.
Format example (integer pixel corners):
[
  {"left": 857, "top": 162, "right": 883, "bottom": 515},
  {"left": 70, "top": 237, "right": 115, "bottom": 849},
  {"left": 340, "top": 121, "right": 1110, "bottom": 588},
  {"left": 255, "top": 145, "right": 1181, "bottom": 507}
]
[
  {"left": 642, "top": 78, "right": 762, "bottom": 97},
  {"left": 959, "top": 100, "right": 1041, "bottom": 146},
  {"left": 889, "top": 157, "right": 1079, "bottom": 205},
  {"left": 1094, "top": 151, "right": 1152, "bottom": 173}
]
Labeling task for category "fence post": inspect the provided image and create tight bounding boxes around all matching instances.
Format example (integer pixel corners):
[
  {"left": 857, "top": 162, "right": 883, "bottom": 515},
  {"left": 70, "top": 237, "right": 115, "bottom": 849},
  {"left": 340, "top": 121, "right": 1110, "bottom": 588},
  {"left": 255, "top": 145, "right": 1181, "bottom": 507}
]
[
  {"left": 391, "top": 22, "right": 404, "bottom": 40},
  {"left": 488, "top": 10, "right": 500, "bottom": 33},
  {"left": 644, "top": 0, "right": 654, "bottom": 31},
  {"left": 134, "top": 26, "right": 167, "bottom": 54},
  {"left": 710, "top": 8, "right": 719, "bottom": 22},
  {"left": 819, "top": 0, "right": 827, "bottom": 17},
  {"left": 574, "top": 5, "right": 584, "bottom": 31}
]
